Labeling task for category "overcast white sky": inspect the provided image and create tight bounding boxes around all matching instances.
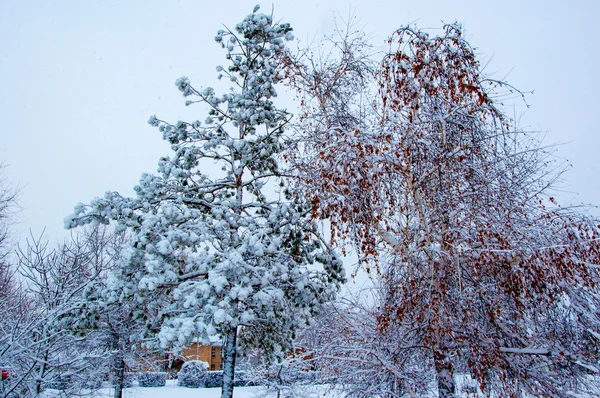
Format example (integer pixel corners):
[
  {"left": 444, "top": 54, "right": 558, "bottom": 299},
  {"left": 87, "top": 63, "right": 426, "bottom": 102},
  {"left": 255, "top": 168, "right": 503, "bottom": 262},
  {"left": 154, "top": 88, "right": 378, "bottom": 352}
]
[{"left": 1, "top": 0, "right": 599, "bottom": 247}]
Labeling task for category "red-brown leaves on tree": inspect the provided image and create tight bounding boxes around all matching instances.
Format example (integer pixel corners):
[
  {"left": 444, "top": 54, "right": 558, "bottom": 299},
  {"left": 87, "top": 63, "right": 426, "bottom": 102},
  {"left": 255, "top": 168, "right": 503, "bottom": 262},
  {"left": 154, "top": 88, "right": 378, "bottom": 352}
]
[{"left": 286, "top": 21, "right": 600, "bottom": 397}]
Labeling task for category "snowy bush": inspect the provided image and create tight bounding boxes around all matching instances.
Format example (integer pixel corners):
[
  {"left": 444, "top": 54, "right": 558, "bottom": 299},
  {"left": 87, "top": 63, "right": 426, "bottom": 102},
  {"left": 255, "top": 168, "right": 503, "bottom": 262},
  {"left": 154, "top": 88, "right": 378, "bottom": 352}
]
[
  {"left": 204, "top": 370, "right": 258, "bottom": 388},
  {"left": 45, "top": 375, "right": 71, "bottom": 390},
  {"left": 234, "top": 370, "right": 257, "bottom": 387},
  {"left": 205, "top": 370, "right": 223, "bottom": 388},
  {"left": 138, "top": 372, "right": 166, "bottom": 387},
  {"left": 178, "top": 360, "right": 208, "bottom": 388}
]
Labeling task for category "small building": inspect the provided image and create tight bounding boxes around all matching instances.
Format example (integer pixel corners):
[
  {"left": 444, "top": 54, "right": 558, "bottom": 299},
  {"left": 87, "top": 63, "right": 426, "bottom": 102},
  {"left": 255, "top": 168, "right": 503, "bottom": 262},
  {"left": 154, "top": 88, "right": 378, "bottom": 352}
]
[
  {"left": 180, "top": 341, "right": 222, "bottom": 371},
  {"left": 164, "top": 337, "right": 223, "bottom": 373}
]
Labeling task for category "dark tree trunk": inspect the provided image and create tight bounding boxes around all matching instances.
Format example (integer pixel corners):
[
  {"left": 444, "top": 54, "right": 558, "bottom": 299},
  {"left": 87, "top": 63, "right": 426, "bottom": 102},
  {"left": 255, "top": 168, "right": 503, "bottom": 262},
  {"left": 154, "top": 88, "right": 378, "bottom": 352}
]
[
  {"left": 434, "top": 348, "right": 456, "bottom": 398},
  {"left": 113, "top": 350, "right": 125, "bottom": 398},
  {"left": 35, "top": 346, "right": 49, "bottom": 395},
  {"left": 221, "top": 327, "right": 238, "bottom": 398}
]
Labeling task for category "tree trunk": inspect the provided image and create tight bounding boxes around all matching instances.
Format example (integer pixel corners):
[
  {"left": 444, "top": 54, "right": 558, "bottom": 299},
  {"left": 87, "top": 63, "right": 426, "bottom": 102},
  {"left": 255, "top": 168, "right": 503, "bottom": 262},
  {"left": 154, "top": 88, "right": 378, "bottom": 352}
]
[
  {"left": 434, "top": 348, "right": 456, "bottom": 398},
  {"left": 35, "top": 363, "right": 46, "bottom": 395},
  {"left": 221, "top": 327, "right": 238, "bottom": 398},
  {"left": 35, "top": 345, "right": 49, "bottom": 395},
  {"left": 113, "top": 350, "right": 125, "bottom": 398}
]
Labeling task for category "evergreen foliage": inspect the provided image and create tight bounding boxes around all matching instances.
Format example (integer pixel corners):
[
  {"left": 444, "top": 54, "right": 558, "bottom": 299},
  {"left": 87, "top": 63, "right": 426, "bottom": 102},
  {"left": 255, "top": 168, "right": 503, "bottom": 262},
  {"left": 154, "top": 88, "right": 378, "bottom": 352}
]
[{"left": 66, "top": 6, "right": 344, "bottom": 398}]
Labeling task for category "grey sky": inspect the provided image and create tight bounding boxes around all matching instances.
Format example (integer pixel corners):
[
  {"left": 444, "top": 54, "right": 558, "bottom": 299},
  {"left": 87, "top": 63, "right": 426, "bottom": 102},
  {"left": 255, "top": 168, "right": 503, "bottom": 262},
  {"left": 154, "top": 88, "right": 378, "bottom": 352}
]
[{"left": 1, "top": 0, "right": 599, "bottom": 246}]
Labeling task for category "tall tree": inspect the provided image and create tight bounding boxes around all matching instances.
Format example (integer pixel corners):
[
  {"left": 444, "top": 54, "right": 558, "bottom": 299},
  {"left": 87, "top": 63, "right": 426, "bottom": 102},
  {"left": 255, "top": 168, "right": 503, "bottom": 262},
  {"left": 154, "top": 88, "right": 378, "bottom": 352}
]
[
  {"left": 66, "top": 6, "right": 344, "bottom": 398},
  {"left": 288, "top": 22, "right": 600, "bottom": 397}
]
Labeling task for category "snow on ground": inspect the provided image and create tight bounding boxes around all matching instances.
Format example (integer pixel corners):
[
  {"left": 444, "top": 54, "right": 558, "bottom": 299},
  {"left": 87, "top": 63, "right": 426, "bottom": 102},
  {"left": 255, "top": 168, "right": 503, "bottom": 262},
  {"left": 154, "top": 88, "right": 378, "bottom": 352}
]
[
  {"left": 70, "top": 380, "right": 340, "bottom": 398},
  {"left": 43, "top": 377, "right": 600, "bottom": 397}
]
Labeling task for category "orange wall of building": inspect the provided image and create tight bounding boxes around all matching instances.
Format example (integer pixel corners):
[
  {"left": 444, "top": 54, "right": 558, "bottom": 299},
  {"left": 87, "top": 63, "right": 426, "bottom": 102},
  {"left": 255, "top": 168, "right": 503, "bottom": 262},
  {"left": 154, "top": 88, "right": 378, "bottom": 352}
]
[{"left": 181, "top": 344, "right": 222, "bottom": 371}]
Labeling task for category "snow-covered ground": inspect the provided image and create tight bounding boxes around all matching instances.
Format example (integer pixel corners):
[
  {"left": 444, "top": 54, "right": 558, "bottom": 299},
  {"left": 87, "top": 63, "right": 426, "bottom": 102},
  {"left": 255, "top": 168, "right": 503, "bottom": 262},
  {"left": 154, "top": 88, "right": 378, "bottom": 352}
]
[
  {"left": 51, "top": 380, "right": 340, "bottom": 398},
  {"left": 43, "top": 377, "right": 600, "bottom": 398}
]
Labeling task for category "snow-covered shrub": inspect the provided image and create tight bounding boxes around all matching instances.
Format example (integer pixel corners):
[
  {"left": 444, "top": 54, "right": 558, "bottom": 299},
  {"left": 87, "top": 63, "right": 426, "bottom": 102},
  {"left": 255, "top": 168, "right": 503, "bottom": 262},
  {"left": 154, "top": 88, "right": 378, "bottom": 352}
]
[
  {"left": 205, "top": 371, "right": 223, "bottom": 388},
  {"left": 45, "top": 375, "right": 71, "bottom": 391},
  {"left": 178, "top": 360, "right": 208, "bottom": 388},
  {"left": 138, "top": 372, "right": 166, "bottom": 387},
  {"left": 183, "top": 368, "right": 255, "bottom": 388},
  {"left": 233, "top": 371, "right": 257, "bottom": 387}
]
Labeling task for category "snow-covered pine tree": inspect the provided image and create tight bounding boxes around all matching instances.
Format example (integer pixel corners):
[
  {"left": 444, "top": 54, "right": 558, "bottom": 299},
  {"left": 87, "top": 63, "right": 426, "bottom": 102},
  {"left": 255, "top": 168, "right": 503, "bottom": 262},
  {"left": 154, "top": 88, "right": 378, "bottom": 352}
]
[{"left": 66, "top": 6, "right": 345, "bottom": 398}]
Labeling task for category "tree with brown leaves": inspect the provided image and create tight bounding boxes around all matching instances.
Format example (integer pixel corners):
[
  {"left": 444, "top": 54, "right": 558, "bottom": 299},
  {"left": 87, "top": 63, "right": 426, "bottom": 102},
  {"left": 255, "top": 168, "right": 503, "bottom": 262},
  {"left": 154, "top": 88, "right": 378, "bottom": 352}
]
[{"left": 287, "top": 22, "right": 600, "bottom": 397}]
